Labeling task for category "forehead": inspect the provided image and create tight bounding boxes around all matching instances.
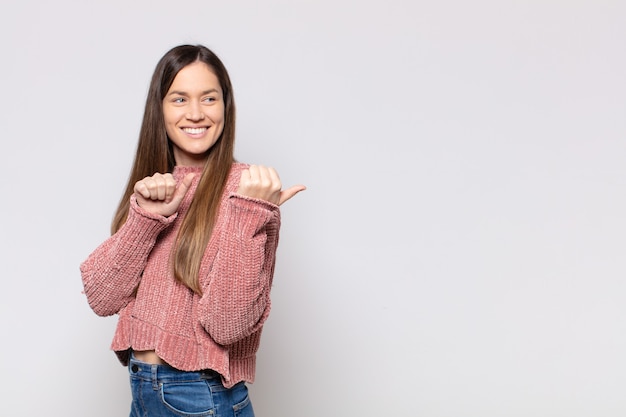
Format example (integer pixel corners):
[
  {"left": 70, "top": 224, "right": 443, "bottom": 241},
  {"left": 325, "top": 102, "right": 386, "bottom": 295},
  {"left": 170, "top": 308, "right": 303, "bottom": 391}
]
[{"left": 168, "top": 61, "right": 222, "bottom": 92}]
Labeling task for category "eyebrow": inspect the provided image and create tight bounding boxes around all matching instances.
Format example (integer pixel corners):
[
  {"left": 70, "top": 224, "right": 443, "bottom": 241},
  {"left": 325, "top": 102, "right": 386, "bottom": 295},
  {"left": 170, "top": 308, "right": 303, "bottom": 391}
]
[{"left": 167, "top": 89, "right": 219, "bottom": 97}]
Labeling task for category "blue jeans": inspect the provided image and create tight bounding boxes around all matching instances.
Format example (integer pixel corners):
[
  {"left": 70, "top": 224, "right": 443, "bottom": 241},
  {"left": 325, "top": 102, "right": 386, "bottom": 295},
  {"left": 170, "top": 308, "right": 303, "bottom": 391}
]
[{"left": 128, "top": 354, "right": 254, "bottom": 417}]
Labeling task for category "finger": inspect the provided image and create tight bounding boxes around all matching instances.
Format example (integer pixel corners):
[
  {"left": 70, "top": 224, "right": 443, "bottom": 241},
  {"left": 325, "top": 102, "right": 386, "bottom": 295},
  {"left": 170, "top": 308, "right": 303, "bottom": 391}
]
[
  {"left": 133, "top": 181, "right": 151, "bottom": 199},
  {"left": 278, "top": 184, "right": 307, "bottom": 206},
  {"left": 257, "top": 165, "right": 275, "bottom": 189},
  {"left": 135, "top": 177, "right": 158, "bottom": 199},
  {"left": 163, "top": 173, "right": 177, "bottom": 203},
  {"left": 247, "top": 165, "right": 259, "bottom": 183},
  {"left": 180, "top": 172, "right": 196, "bottom": 189},
  {"left": 142, "top": 177, "right": 160, "bottom": 200},
  {"left": 267, "top": 167, "right": 282, "bottom": 187},
  {"left": 266, "top": 167, "right": 283, "bottom": 196},
  {"left": 153, "top": 174, "right": 166, "bottom": 201},
  {"left": 169, "top": 173, "right": 196, "bottom": 206}
]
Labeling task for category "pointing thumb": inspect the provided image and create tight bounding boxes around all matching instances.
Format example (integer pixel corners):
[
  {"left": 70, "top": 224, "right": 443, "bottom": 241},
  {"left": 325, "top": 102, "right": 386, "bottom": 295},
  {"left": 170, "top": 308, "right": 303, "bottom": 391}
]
[
  {"left": 278, "top": 184, "right": 306, "bottom": 206},
  {"left": 169, "top": 173, "right": 196, "bottom": 205}
]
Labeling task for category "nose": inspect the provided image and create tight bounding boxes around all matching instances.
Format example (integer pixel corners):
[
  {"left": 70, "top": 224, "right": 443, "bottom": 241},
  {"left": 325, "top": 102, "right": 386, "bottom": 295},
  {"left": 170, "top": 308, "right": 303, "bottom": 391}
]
[{"left": 186, "top": 101, "right": 205, "bottom": 121}]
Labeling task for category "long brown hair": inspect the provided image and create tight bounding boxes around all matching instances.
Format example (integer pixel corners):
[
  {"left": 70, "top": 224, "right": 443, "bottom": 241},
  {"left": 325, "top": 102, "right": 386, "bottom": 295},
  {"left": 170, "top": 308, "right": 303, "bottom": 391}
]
[{"left": 111, "top": 44, "right": 236, "bottom": 294}]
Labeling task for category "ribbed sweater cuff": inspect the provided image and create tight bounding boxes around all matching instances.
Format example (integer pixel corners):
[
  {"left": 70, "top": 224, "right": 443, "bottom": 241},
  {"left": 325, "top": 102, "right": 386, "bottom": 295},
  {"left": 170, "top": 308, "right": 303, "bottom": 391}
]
[
  {"left": 227, "top": 193, "right": 279, "bottom": 235},
  {"left": 129, "top": 195, "right": 179, "bottom": 225}
]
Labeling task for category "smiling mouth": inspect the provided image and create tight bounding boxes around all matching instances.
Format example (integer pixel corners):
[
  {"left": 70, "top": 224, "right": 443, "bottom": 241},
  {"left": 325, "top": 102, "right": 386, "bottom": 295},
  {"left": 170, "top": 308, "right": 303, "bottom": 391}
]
[{"left": 182, "top": 127, "right": 208, "bottom": 134}]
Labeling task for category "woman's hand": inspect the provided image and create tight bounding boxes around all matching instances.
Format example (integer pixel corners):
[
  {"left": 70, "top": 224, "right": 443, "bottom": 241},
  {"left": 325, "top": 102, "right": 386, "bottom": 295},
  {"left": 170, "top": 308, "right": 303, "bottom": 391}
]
[
  {"left": 133, "top": 172, "right": 196, "bottom": 217},
  {"left": 238, "top": 165, "right": 306, "bottom": 206}
]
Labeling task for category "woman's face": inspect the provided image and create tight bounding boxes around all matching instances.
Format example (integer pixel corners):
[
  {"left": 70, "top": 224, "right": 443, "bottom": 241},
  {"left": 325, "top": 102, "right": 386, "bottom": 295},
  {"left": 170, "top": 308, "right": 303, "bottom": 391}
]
[{"left": 163, "top": 61, "right": 225, "bottom": 167}]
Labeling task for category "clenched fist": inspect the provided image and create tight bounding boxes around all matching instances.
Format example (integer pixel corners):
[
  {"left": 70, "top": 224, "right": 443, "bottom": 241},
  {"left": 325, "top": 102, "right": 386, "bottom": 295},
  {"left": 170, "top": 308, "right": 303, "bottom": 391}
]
[
  {"left": 237, "top": 165, "right": 306, "bottom": 206},
  {"left": 134, "top": 172, "right": 196, "bottom": 217}
]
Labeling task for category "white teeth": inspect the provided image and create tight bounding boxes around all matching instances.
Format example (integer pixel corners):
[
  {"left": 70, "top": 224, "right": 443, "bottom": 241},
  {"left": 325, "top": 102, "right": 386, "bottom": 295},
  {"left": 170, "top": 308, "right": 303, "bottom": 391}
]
[{"left": 183, "top": 127, "right": 207, "bottom": 134}]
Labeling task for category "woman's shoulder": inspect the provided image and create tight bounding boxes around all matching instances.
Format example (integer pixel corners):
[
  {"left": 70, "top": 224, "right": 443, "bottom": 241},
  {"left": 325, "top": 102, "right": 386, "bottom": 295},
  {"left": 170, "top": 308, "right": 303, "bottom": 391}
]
[
  {"left": 228, "top": 162, "right": 250, "bottom": 178},
  {"left": 226, "top": 162, "right": 248, "bottom": 189},
  {"left": 231, "top": 161, "right": 249, "bottom": 171}
]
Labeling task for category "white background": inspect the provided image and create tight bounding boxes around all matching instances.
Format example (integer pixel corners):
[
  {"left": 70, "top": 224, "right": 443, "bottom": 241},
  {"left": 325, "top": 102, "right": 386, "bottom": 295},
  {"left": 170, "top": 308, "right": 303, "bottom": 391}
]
[{"left": 1, "top": 1, "right": 625, "bottom": 416}]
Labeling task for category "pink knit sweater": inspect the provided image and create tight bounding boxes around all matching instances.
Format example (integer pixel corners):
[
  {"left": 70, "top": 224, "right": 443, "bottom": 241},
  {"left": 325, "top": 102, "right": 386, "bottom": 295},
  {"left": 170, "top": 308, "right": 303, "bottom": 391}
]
[{"left": 80, "top": 163, "right": 281, "bottom": 388}]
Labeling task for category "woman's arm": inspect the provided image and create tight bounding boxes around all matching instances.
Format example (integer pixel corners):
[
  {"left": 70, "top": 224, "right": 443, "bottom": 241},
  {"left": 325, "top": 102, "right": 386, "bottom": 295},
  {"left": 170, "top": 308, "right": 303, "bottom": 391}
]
[
  {"left": 197, "top": 194, "right": 281, "bottom": 345},
  {"left": 80, "top": 196, "right": 176, "bottom": 316}
]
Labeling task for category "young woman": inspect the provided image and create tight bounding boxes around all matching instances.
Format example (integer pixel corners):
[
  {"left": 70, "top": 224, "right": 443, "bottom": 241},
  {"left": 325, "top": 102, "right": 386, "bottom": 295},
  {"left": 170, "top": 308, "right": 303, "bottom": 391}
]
[{"left": 80, "top": 44, "right": 305, "bottom": 417}]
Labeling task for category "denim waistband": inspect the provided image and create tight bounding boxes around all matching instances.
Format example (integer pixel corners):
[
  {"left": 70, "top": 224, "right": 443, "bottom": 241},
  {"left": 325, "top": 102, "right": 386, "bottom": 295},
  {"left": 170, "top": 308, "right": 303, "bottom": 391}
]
[{"left": 128, "top": 352, "right": 221, "bottom": 383}]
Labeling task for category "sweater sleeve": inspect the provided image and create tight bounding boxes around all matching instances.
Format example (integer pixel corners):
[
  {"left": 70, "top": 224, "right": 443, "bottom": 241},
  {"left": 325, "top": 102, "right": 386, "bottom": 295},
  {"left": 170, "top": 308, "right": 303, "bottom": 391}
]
[
  {"left": 197, "top": 193, "right": 281, "bottom": 346},
  {"left": 80, "top": 196, "right": 177, "bottom": 317}
]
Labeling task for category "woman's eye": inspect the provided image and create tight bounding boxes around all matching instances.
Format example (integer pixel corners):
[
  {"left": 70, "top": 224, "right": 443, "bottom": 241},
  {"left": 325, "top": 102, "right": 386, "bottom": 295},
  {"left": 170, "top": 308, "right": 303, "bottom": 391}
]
[
  {"left": 173, "top": 97, "right": 185, "bottom": 103},
  {"left": 203, "top": 97, "right": 216, "bottom": 103}
]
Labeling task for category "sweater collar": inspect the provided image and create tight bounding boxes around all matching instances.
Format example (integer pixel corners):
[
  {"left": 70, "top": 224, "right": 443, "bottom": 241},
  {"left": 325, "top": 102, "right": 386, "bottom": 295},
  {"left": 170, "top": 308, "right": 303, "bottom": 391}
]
[{"left": 172, "top": 165, "right": 203, "bottom": 180}]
